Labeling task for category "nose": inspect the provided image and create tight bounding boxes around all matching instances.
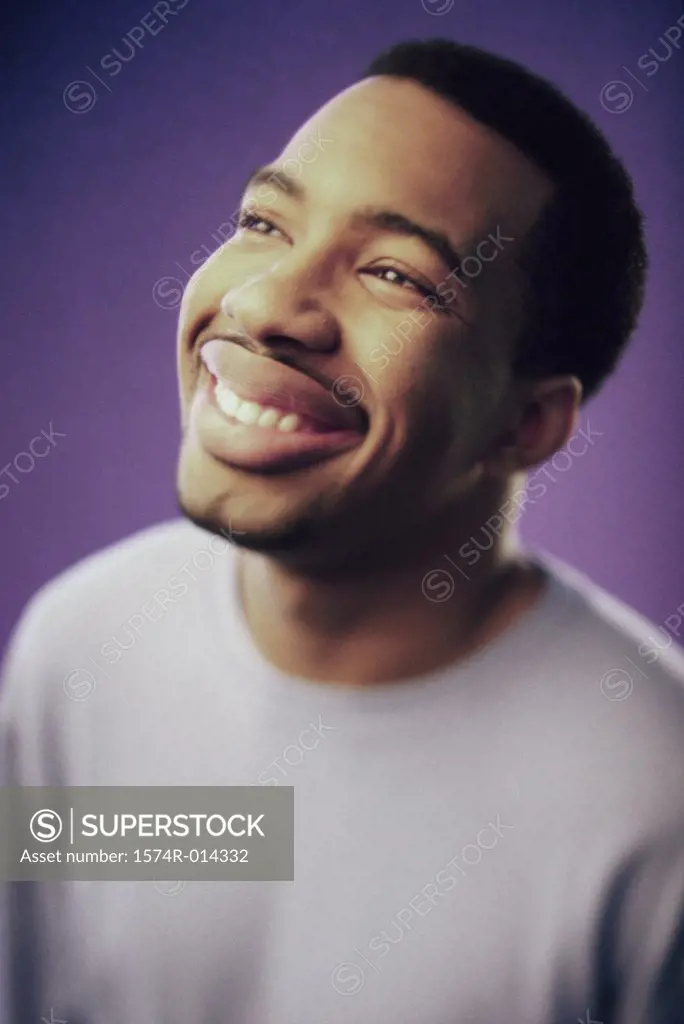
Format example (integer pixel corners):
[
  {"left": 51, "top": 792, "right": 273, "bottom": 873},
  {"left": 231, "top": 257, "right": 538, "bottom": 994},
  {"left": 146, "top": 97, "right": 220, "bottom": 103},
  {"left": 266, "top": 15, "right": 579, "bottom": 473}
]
[{"left": 219, "top": 255, "right": 340, "bottom": 355}]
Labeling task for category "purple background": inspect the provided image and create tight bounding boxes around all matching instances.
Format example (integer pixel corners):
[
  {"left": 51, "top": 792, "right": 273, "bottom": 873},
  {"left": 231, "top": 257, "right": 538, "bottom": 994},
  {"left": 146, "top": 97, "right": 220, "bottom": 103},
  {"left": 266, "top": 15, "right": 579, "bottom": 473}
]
[{"left": 1, "top": 0, "right": 683, "bottom": 653}]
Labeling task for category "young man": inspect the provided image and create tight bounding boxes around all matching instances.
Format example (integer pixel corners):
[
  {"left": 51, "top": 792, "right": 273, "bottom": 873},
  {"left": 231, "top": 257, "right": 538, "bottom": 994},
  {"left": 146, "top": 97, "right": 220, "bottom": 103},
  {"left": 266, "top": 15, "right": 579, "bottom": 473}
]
[{"left": 2, "top": 38, "right": 683, "bottom": 1024}]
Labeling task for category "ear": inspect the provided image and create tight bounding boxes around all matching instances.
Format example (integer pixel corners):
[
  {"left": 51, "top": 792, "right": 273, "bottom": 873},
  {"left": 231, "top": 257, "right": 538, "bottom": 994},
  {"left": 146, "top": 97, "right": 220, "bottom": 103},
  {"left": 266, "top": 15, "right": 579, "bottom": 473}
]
[{"left": 484, "top": 375, "right": 583, "bottom": 476}]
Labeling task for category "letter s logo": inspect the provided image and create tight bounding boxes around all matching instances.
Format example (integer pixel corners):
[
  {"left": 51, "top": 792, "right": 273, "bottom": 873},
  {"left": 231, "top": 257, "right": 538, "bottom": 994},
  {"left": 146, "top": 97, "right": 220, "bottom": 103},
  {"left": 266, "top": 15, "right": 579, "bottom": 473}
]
[{"left": 30, "top": 809, "right": 63, "bottom": 842}]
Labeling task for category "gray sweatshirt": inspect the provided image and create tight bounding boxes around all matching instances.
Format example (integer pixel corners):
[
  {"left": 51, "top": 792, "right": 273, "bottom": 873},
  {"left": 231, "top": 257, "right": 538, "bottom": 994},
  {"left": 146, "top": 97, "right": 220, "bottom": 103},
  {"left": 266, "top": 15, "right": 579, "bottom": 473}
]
[{"left": 1, "top": 519, "right": 684, "bottom": 1024}]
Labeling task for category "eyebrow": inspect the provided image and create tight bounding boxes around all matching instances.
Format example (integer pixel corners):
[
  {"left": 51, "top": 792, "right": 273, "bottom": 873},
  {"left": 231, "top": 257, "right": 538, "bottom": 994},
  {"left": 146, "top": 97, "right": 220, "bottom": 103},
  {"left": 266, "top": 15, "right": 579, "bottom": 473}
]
[{"left": 241, "top": 165, "right": 464, "bottom": 273}]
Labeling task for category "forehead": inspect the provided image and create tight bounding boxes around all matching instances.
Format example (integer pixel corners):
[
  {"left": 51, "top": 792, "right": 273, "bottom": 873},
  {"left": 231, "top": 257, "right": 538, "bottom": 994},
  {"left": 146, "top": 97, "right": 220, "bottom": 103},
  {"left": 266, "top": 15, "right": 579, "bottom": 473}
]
[{"left": 276, "top": 76, "right": 553, "bottom": 246}]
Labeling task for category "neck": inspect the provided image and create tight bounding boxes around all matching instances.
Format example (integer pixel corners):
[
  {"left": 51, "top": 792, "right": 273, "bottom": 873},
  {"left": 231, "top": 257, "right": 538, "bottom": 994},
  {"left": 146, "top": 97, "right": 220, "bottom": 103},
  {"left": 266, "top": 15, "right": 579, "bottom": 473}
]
[{"left": 237, "top": 515, "right": 546, "bottom": 686}]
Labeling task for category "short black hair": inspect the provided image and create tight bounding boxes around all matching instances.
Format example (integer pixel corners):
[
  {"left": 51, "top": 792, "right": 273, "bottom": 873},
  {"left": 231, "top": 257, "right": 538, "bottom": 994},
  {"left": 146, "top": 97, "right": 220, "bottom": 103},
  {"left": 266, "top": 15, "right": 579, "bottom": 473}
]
[{"left": 363, "top": 39, "right": 648, "bottom": 402}]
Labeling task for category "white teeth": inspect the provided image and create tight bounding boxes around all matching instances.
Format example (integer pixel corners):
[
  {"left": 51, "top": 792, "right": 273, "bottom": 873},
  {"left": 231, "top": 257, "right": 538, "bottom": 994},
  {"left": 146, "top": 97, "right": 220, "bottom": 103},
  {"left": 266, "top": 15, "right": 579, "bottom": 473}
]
[
  {"left": 257, "top": 408, "right": 280, "bottom": 428},
  {"left": 235, "top": 401, "right": 261, "bottom": 425},
  {"left": 278, "top": 413, "right": 301, "bottom": 433},
  {"left": 223, "top": 389, "right": 240, "bottom": 415},
  {"left": 214, "top": 384, "right": 240, "bottom": 419},
  {"left": 214, "top": 382, "right": 302, "bottom": 432}
]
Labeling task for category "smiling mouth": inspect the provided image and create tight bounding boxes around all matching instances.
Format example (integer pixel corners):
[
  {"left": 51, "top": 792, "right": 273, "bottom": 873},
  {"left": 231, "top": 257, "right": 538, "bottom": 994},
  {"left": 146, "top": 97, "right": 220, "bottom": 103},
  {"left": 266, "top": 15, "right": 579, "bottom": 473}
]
[
  {"left": 189, "top": 339, "right": 368, "bottom": 473},
  {"left": 213, "top": 379, "right": 343, "bottom": 434}
]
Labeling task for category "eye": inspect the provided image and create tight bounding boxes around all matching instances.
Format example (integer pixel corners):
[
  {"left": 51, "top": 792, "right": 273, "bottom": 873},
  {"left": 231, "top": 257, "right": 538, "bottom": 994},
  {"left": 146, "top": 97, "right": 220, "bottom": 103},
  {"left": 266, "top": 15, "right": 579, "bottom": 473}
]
[
  {"left": 237, "top": 211, "right": 284, "bottom": 238},
  {"left": 363, "top": 265, "right": 437, "bottom": 299}
]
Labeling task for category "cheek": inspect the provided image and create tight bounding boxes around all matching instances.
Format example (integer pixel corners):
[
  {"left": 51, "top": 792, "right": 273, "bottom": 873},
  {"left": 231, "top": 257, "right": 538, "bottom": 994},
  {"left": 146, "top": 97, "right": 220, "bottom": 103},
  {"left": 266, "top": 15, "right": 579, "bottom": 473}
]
[
  {"left": 474, "top": 262, "right": 525, "bottom": 370},
  {"left": 380, "top": 319, "right": 469, "bottom": 402},
  {"left": 356, "top": 311, "right": 450, "bottom": 393},
  {"left": 399, "top": 324, "right": 508, "bottom": 460},
  {"left": 356, "top": 317, "right": 480, "bottom": 460},
  {"left": 175, "top": 269, "right": 218, "bottom": 415},
  {"left": 180, "top": 245, "right": 233, "bottom": 319},
  {"left": 176, "top": 247, "right": 242, "bottom": 383}
]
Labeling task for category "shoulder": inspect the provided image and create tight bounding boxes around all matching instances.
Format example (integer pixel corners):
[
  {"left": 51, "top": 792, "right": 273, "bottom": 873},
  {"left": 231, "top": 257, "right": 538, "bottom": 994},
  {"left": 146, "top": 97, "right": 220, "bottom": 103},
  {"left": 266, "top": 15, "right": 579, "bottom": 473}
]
[
  {"left": 531, "top": 553, "right": 684, "bottom": 826},
  {"left": 0, "top": 518, "right": 225, "bottom": 689},
  {"left": 540, "top": 553, "right": 684, "bottom": 694},
  {"left": 0, "top": 519, "right": 235, "bottom": 780},
  {"left": 32, "top": 518, "right": 212, "bottom": 608},
  {"left": 0, "top": 518, "right": 240, "bottom": 787},
  {"left": 15, "top": 518, "right": 214, "bottom": 624}
]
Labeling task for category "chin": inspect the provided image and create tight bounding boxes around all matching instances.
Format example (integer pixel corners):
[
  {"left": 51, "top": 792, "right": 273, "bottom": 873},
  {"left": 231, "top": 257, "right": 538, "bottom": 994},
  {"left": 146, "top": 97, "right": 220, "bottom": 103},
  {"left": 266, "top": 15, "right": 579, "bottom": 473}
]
[
  {"left": 176, "top": 489, "right": 389, "bottom": 579},
  {"left": 174, "top": 443, "right": 399, "bottom": 575},
  {"left": 176, "top": 484, "right": 326, "bottom": 556}
]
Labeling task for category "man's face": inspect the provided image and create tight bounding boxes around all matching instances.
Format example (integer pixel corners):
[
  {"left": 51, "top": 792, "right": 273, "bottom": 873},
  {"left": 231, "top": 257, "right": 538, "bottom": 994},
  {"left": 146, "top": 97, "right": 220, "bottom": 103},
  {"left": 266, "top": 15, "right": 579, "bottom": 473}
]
[{"left": 176, "top": 76, "right": 553, "bottom": 568}]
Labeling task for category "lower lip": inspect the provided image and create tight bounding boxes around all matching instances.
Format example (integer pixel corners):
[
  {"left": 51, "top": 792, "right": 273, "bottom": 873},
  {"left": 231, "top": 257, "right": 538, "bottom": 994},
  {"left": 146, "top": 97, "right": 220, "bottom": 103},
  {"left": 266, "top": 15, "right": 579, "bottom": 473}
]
[{"left": 190, "top": 377, "right": 365, "bottom": 473}]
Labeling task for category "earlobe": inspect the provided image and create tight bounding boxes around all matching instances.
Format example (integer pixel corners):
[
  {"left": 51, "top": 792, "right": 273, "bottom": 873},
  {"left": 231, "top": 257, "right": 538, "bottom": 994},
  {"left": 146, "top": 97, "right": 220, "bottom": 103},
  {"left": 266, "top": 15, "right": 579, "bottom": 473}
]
[
  {"left": 515, "top": 375, "right": 582, "bottom": 471},
  {"left": 484, "top": 375, "right": 582, "bottom": 476}
]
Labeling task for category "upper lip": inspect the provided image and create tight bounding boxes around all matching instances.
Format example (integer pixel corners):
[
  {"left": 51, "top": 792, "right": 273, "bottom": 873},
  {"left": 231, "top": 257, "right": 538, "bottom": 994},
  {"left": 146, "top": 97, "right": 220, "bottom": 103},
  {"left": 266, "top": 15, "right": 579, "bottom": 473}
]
[{"left": 196, "top": 334, "right": 368, "bottom": 434}]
